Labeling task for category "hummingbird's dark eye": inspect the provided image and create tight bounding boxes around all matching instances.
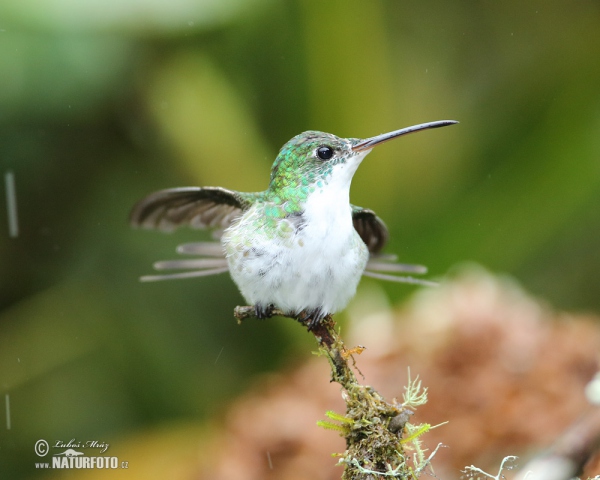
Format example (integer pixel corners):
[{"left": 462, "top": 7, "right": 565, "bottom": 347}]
[{"left": 316, "top": 146, "right": 334, "bottom": 160}]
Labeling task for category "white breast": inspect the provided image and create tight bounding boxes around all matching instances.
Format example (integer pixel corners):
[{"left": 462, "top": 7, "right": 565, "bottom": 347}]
[{"left": 224, "top": 154, "right": 370, "bottom": 315}]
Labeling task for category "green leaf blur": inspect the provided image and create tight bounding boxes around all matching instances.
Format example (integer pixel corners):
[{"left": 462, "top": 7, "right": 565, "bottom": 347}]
[{"left": 1, "top": 0, "right": 599, "bottom": 478}]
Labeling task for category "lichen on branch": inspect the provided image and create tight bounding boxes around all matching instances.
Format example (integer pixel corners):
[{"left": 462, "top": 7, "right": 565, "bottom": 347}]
[{"left": 233, "top": 305, "right": 440, "bottom": 479}]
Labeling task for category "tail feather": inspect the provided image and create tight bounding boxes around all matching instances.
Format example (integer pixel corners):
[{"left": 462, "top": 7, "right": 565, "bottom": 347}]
[
  {"left": 139, "top": 241, "right": 437, "bottom": 286},
  {"left": 364, "top": 254, "right": 435, "bottom": 285},
  {"left": 140, "top": 267, "right": 229, "bottom": 282},
  {"left": 139, "top": 241, "right": 228, "bottom": 282},
  {"left": 362, "top": 270, "right": 438, "bottom": 287},
  {"left": 176, "top": 242, "right": 224, "bottom": 257},
  {"left": 153, "top": 258, "right": 228, "bottom": 271},
  {"left": 366, "top": 259, "right": 427, "bottom": 275}
]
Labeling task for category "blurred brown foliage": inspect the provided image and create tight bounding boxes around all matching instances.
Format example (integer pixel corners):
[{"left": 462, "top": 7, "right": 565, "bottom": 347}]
[{"left": 193, "top": 270, "right": 600, "bottom": 479}]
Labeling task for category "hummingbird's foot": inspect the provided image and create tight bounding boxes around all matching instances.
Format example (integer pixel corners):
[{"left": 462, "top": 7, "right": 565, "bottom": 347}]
[
  {"left": 304, "top": 308, "right": 328, "bottom": 331},
  {"left": 254, "top": 303, "right": 274, "bottom": 319}
]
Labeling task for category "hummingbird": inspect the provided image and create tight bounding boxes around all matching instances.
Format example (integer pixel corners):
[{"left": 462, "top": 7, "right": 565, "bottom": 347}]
[{"left": 130, "top": 120, "right": 458, "bottom": 328}]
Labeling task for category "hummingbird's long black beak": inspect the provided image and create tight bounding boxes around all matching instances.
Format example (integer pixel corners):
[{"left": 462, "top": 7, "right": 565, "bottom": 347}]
[{"left": 351, "top": 120, "right": 458, "bottom": 152}]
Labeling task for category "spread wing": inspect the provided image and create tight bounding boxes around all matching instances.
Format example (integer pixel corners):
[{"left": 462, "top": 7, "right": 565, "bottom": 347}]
[
  {"left": 351, "top": 205, "right": 389, "bottom": 254},
  {"left": 130, "top": 194, "right": 435, "bottom": 286},
  {"left": 352, "top": 204, "right": 437, "bottom": 286},
  {"left": 129, "top": 186, "right": 254, "bottom": 232}
]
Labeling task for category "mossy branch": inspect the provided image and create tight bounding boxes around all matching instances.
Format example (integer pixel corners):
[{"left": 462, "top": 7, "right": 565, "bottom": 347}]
[{"left": 234, "top": 305, "right": 438, "bottom": 479}]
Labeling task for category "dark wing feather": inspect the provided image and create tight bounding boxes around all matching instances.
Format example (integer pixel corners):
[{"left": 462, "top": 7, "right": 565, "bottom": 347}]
[
  {"left": 351, "top": 205, "right": 389, "bottom": 254},
  {"left": 130, "top": 187, "right": 253, "bottom": 232}
]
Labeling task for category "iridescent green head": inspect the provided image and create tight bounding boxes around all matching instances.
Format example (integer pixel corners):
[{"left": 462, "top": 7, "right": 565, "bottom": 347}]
[
  {"left": 268, "top": 131, "right": 362, "bottom": 193},
  {"left": 266, "top": 120, "right": 459, "bottom": 201}
]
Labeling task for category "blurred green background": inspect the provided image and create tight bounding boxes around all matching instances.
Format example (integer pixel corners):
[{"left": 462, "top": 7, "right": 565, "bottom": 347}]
[{"left": 1, "top": 0, "right": 600, "bottom": 477}]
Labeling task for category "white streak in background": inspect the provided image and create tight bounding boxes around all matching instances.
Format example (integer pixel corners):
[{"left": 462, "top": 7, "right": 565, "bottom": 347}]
[
  {"left": 214, "top": 346, "right": 224, "bottom": 365},
  {"left": 5, "top": 394, "right": 11, "bottom": 430},
  {"left": 5, "top": 171, "right": 19, "bottom": 238},
  {"left": 266, "top": 451, "right": 273, "bottom": 470}
]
